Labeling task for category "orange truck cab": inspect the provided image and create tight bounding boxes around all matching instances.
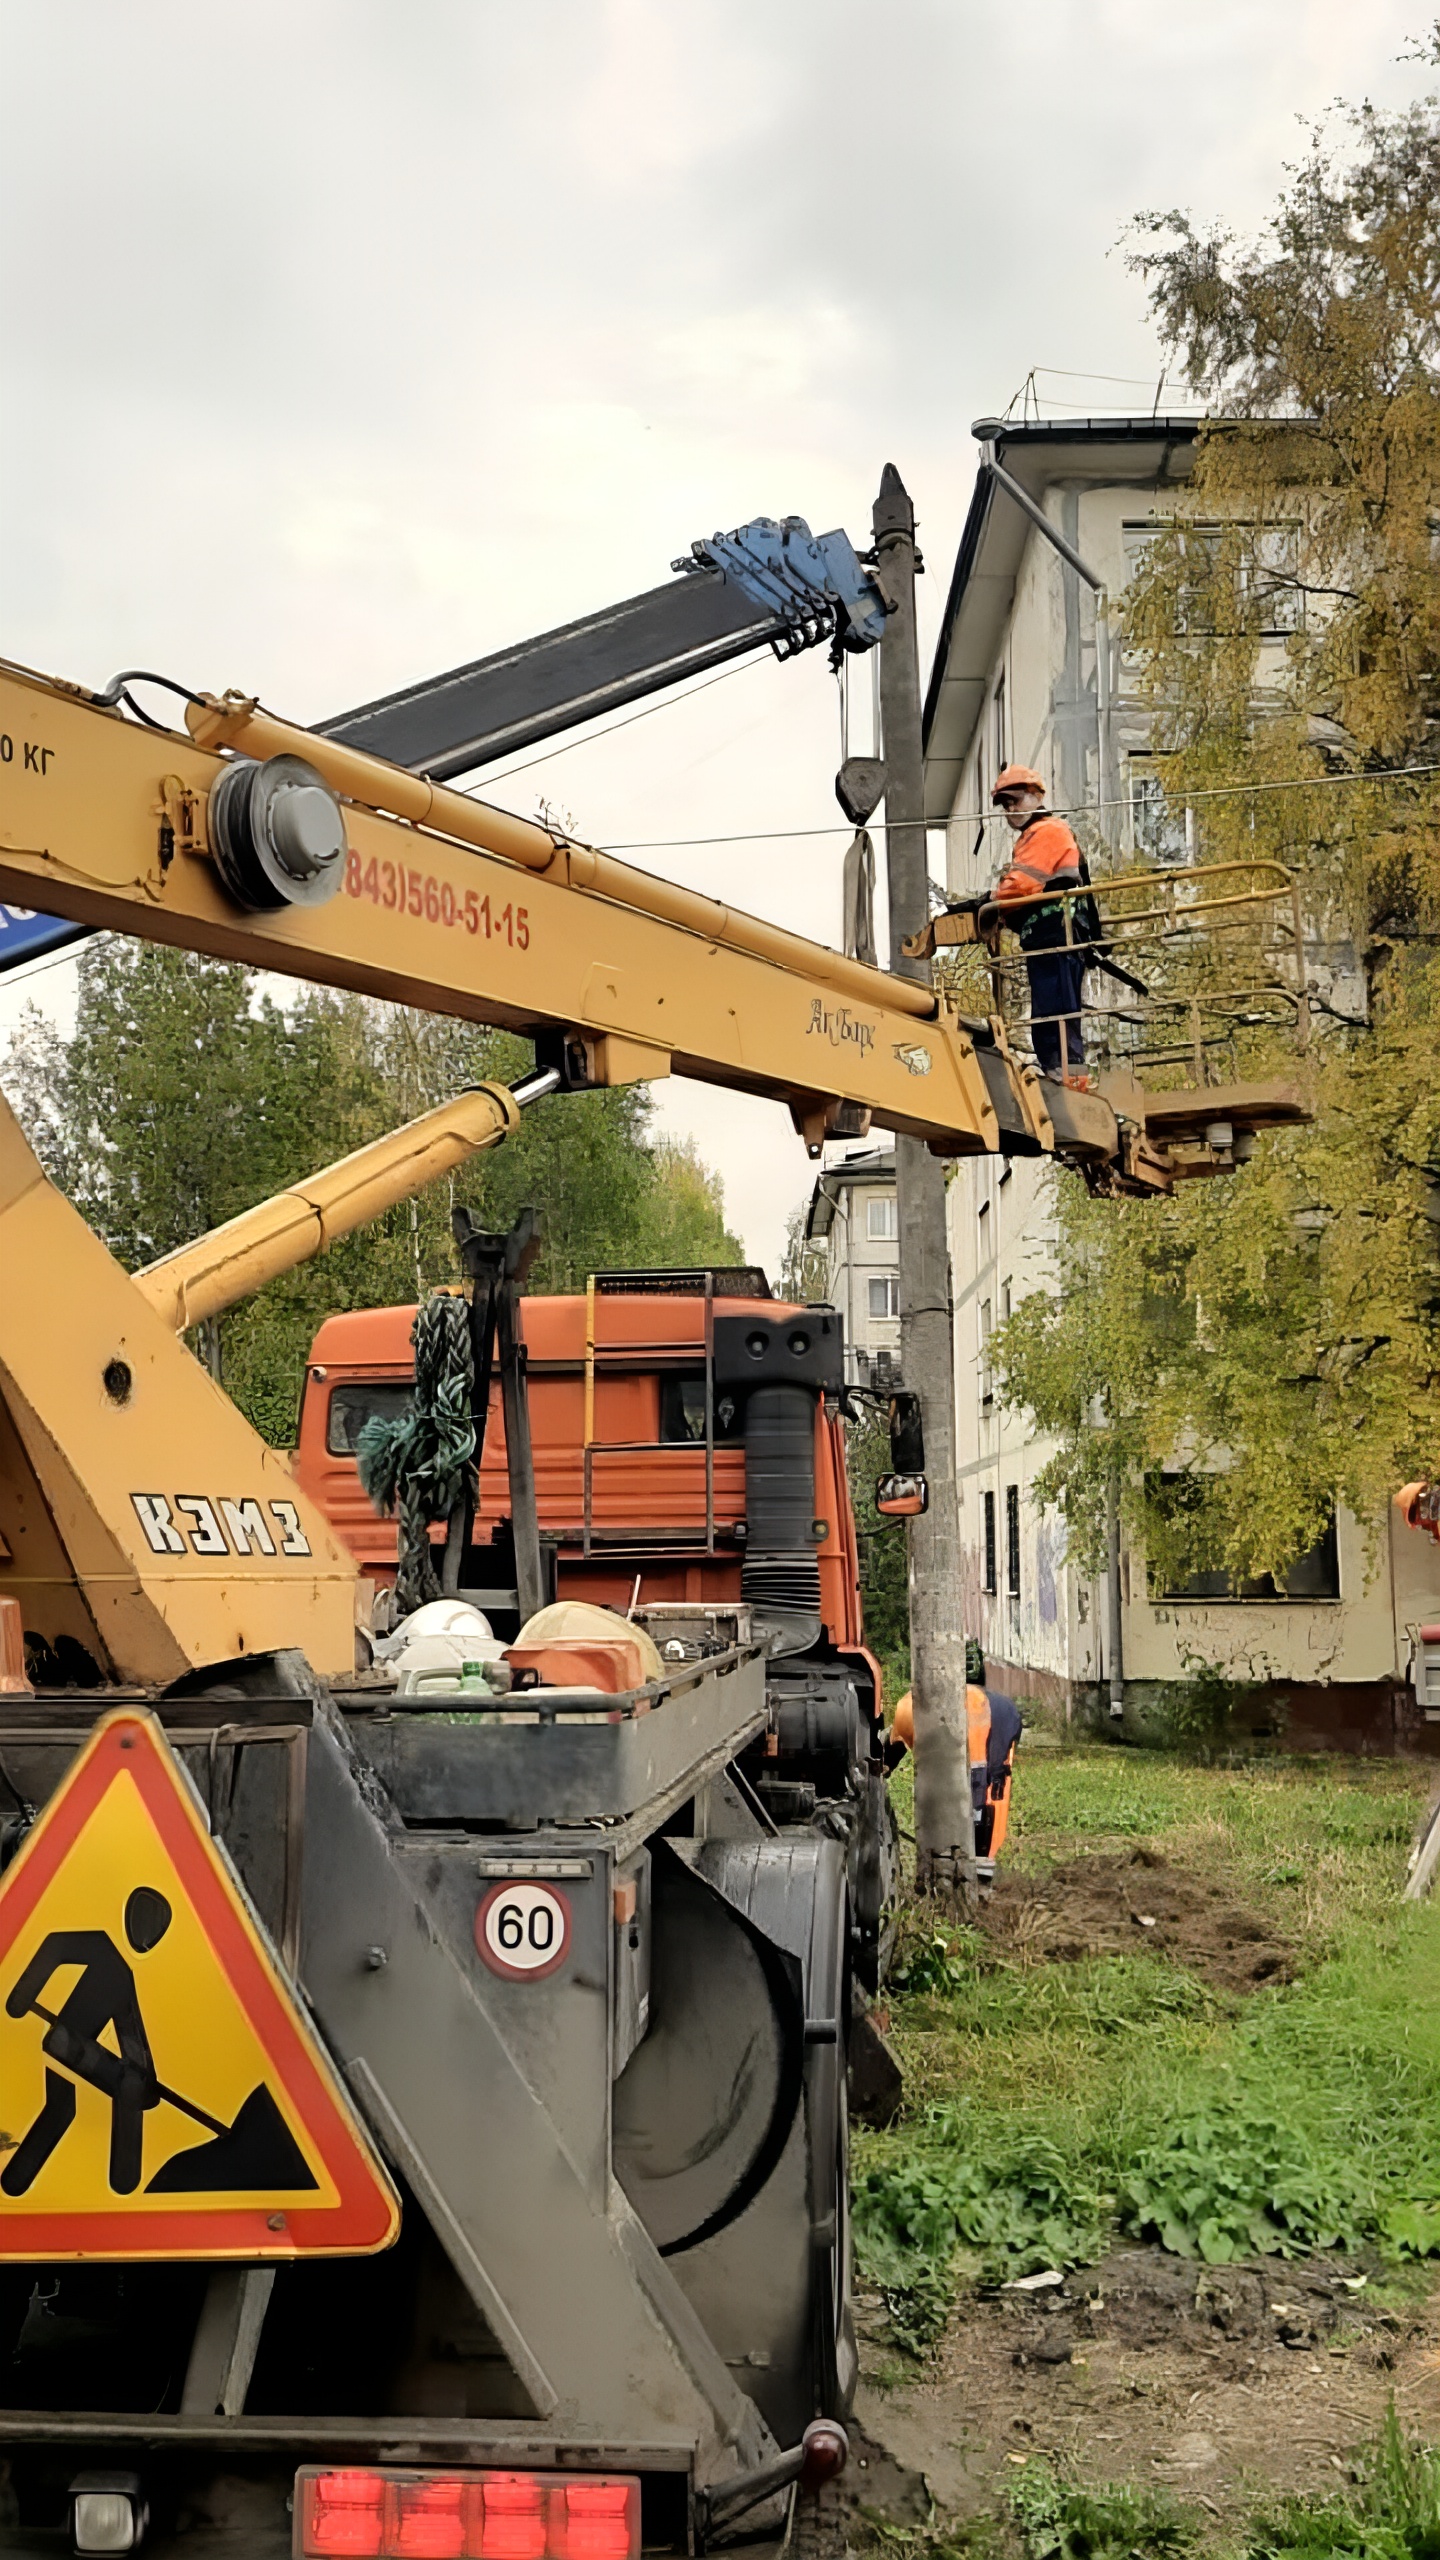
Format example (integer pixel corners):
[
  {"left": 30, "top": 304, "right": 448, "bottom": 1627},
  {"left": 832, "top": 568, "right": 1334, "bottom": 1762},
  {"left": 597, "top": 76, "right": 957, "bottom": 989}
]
[
  {"left": 297, "top": 1276, "right": 866, "bottom": 1650},
  {"left": 294, "top": 1268, "right": 896, "bottom": 1981}
]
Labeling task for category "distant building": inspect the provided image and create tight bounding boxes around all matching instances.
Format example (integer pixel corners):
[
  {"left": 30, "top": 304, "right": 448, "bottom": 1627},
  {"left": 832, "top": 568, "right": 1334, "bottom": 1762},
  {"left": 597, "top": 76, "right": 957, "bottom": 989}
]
[
  {"left": 922, "top": 413, "right": 1440, "bottom": 1749},
  {"left": 804, "top": 1145, "right": 900, "bottom": 1388}
]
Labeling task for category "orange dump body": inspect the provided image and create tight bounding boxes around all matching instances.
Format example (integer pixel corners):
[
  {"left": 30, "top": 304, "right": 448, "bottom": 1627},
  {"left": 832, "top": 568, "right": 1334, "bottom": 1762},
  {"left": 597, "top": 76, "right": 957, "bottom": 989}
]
[{"left": 294, "top": 1291, "right": 867, "bottom": 1651}]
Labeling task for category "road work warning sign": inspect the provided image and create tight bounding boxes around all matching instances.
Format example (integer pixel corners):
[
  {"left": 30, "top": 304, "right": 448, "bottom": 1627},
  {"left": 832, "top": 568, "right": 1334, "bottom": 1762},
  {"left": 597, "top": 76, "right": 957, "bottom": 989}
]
[{"left": 0, "top": 1709, "right": 398, "bottom": 2260}]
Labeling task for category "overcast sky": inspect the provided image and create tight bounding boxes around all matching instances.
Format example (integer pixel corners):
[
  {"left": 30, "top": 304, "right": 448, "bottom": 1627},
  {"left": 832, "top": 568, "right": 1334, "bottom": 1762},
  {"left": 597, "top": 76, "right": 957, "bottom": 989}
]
[{"left": 1, "top": 0, "right": 1424, "bottom": 1269}]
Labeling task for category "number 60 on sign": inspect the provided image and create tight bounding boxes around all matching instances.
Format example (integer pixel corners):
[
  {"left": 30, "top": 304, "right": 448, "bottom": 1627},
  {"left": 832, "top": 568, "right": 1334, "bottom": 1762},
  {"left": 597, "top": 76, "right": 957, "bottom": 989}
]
[{"left": 475, "top": 1883, "right": 570, "bottom": 1981}]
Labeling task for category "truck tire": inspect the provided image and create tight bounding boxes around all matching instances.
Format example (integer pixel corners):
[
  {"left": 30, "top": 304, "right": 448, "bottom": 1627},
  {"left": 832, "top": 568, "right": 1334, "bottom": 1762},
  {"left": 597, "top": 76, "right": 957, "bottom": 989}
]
[{"left": 613, "top": 1836, "right": 855, "bottom": 2445}]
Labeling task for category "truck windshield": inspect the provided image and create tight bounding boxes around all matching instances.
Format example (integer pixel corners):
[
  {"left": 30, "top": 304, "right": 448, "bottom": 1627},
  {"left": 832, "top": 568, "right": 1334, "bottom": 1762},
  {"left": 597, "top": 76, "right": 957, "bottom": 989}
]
[
  {"left": 658, "top": 1376, "right": 743, "bottom": 1445},
  {"left": 326, "top": 1380, "right": 414, "bottom": 1455}
]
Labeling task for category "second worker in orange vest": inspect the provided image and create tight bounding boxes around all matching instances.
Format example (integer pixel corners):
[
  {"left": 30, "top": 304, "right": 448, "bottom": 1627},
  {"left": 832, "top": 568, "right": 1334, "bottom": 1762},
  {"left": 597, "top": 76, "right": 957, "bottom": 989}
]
[{"left": 988, "top": 764, "right": 1089, "bottom": 1086}]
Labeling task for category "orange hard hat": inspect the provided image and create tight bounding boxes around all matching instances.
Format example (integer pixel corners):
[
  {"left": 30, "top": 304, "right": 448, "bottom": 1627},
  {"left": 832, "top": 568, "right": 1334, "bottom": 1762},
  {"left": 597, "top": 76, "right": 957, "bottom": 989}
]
[{"left": 992, "top": 764, "right": 1046, "bottom": 801}]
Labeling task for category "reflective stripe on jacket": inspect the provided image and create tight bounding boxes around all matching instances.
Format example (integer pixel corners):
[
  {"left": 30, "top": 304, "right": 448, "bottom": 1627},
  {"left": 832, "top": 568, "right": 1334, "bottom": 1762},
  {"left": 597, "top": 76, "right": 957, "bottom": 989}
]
[{"left": 995, "top": 811, "right": 1082, "bottom": 906}]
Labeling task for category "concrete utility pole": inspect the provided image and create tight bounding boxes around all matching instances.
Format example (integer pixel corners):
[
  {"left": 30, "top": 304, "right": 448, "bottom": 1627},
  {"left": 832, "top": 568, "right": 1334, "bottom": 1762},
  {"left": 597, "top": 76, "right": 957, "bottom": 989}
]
[{"left": 871, "top": 463, "right": 976, "bottom": 1903}]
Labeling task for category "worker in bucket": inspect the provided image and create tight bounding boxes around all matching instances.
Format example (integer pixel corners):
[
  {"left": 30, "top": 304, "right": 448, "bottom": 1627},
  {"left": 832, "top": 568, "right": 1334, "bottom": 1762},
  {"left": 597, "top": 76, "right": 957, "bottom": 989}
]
[{"left": 981, "top": 764, "right": 1092, "bottom": 1089}]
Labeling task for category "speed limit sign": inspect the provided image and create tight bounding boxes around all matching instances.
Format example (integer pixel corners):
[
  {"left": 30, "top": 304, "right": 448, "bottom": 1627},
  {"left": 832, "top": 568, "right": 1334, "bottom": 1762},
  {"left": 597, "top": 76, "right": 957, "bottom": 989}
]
[{"left": 475, "top": 1882, "right": 571, "bottom": 1980}]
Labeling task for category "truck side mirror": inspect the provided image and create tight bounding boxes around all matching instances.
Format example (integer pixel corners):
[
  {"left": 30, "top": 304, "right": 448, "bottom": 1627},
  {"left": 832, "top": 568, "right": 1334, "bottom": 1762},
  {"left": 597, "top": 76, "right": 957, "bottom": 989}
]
[{"left": 877, "top": 1473, "right": 927, "bottom": 1517}]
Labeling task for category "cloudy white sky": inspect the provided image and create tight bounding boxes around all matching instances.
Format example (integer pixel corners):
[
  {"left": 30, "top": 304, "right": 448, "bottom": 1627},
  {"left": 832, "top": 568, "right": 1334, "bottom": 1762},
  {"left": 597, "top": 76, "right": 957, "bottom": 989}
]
[{"left": 1, "top": 0, "right": 1425, "bottom": 1268}]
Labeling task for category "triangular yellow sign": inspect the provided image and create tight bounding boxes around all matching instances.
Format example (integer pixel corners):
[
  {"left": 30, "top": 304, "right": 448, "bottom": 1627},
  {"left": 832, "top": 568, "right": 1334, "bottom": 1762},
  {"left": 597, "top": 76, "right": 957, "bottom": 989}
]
[{"left": 0, "top": 1709, "right": 399, "bottom": 2260}]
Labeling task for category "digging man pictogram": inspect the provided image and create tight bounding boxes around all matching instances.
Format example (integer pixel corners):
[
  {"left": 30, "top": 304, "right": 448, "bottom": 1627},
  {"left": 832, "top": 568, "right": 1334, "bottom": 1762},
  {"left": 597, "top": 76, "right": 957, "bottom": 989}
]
[
  {"left": 2, "top": 1886, "right": 174, "bottom": 2196},
  {"left": 1, "top": 1883, "right": 316, "bottom": 2199}
]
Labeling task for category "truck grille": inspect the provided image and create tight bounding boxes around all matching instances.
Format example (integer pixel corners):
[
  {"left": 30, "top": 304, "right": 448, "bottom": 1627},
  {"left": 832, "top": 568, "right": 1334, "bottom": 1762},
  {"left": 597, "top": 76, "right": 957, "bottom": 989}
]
[{"left": 742, "top": 1553, "right": 822, "bottom": 1613}]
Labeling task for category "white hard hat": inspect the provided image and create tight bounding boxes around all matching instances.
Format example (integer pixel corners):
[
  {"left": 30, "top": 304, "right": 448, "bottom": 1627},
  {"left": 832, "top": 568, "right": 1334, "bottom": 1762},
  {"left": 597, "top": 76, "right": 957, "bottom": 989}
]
[{"left": 380, "top": 1598, "right": 504, "bottom": 1675}]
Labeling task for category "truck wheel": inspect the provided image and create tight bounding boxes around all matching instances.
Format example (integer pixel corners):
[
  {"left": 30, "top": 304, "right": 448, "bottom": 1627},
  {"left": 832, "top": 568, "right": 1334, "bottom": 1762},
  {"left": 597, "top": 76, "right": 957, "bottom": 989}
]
[{"left": 614, "top": 1837, "right": 855, "bottom": 2444}]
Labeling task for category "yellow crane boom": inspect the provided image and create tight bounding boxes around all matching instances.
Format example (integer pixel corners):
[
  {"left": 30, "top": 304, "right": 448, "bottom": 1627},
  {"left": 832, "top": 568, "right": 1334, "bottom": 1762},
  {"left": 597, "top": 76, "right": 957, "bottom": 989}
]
[
  {"left": 0, "top": 662, "right": 991, "bottom": 1151},
  {"left": 0, "top": 650, "right": 1309, "bottom": 1693},
  {"left": 132, "top": 1080, "right": 527, "bottom": 1334},
  {"left": 0, "top": 657, "right": 1300, "bottom": 1178}
]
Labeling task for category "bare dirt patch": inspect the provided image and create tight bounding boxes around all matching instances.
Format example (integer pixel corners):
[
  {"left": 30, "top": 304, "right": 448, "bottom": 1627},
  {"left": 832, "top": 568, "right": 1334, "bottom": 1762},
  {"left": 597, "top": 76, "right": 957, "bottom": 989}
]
[
  {"left": 978, "top": 1852, "right": 1292, "bottom": 1995},
  {"left": 854, "top": 2252, "right": 1440, "bottom": 2528}
]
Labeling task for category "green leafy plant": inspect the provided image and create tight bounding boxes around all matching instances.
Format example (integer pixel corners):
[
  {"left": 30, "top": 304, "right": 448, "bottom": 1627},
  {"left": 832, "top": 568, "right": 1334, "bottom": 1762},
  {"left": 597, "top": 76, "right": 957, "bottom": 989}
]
[
  {"left": 1376, "top": 2203, "right": 1440, "bottom": 2262},
  {"left": 853, "top": 2119, "right": 1110, "bottom": 2344},
  {"left": 1159, "top": 1654, "right": 1264, "bottom": 1755},
  {"left": 991, "top": 45, "right": 1440, "bottom": 1591},
  {"left": 862, "top": 1746, "right": 1440, "bottom": 2344},
  {"left": 1009, "top": 2461, "right": 1195, "bottom": 2560},
  {"left": 1119, "top": 2105, "right": 1369, "bottom": 2262},
  {"left": 890, "top": 1927, "right": 985, "bottom": 1997}
]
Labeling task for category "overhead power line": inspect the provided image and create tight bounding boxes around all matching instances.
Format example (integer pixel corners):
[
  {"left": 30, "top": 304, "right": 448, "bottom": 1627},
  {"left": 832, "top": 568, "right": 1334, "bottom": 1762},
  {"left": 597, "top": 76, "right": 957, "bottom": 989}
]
[
  {"left": 460, "top": 653, "right": 766, "bottom": 795},
  {"left": 592, "top": 759, "right": 1440, "bottom": 855}
]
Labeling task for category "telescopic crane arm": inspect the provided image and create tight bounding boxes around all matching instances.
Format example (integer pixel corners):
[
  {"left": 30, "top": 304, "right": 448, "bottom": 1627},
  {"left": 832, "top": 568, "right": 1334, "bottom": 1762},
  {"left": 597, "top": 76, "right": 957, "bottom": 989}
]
[
  {"left": 0, "top": 657, "right": 1303, "bottom": 1192},
  {"left": 0, "top": 509, "right": 890, "bottom": 980},
  {"left": 318, "top": 513, "right": 891, "bottom": 780},
  {"left": 0, "top": 595, "right": 1308, "bottom": 1698}
]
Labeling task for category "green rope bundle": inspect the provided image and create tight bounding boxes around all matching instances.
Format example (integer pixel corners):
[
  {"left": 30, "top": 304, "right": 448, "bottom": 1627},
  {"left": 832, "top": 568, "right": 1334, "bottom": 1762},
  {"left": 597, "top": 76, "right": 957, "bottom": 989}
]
[{"left": 358, "top": 1292, "right": 476, "bottom": 1616}]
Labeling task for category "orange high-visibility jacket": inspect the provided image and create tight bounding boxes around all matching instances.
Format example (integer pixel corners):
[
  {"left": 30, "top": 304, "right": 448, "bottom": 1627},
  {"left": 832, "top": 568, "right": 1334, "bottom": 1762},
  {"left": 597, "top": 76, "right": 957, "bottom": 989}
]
[
  {"left": 890, "top": 1685, "right": 1017, "bottom": 1858},
  {"left": 995, "top": 810, "right": 1082, "bottom": 908}
]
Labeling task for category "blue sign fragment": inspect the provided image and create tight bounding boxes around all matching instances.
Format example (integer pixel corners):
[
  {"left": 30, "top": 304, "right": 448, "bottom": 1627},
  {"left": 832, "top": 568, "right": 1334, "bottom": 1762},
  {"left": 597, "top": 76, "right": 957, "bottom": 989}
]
[{"left": 0, "top": 907, "right": 90, "bottom": 978}]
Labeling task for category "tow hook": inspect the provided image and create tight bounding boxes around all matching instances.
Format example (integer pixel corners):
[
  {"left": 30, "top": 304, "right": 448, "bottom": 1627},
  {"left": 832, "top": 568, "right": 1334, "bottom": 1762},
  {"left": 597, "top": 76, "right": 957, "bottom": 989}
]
[{"left": 697, "top": 2418, "right": 849, "bottom": 2541}]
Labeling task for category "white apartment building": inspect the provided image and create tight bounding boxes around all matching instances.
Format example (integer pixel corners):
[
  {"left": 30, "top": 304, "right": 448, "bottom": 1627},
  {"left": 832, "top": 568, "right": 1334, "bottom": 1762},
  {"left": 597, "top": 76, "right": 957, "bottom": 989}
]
[
  {"left": 804, "top": 1146, "right": 900, "bottom": 1388},
  {"left": 922, "top": 414, "right": 1440, "bottom": 1749}
]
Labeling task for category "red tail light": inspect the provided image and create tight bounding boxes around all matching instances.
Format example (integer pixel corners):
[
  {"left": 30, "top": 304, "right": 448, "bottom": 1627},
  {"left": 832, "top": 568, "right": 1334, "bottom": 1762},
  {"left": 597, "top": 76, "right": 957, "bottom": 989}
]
[
  {"left": 304, "top": 2470, "right": 385, "bottom": 2556},
  {"left": 296, "top": 2469, "right": 641, "bottom": 2560},
  {"left": 476, "top": 2475, "right": 548, "bottom": 2560},
  {"left": 391, "top": 2478, "right": 467, "bottom": 2559},
  {"left": 553, "top": 2480, "right": 639, "bottom": 2560}
]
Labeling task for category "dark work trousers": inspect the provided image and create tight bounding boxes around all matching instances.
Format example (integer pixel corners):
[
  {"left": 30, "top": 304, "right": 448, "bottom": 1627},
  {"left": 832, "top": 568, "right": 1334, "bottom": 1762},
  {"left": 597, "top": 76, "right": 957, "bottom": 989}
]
[{"left": 1024, "top": 943, "right": 1087, "bottom": 1076}]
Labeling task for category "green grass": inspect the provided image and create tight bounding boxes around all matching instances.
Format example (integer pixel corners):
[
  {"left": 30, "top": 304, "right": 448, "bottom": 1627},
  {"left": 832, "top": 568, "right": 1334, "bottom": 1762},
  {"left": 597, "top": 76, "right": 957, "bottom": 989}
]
[
  {"left": 1002, "top": 2413, "right": 1440, "bottom": 2560},
  {"left": 1243, "top": 2407, "right": 1440, "bottom": 2560},
  {"left": 858, "top": 1743, "right": 1439, "bottom": 2341},
  {"left": 1009, "top": 2461, "right": 1194, "bottom": 2560}
]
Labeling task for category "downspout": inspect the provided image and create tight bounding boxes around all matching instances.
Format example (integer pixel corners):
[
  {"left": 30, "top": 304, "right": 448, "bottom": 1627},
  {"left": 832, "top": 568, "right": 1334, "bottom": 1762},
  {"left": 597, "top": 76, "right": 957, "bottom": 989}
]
[
  {"left": 974, "top": 437, "right": 1116, "bottom": 849},
  {"left": 1107, "top": 1477, "right": 1125, "bottom": 1721}
]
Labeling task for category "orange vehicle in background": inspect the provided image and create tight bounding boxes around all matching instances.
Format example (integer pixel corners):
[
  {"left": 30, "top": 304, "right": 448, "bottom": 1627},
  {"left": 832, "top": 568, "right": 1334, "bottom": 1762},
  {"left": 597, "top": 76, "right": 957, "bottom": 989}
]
[
  {"left": 296, "top": 1274, "right": 870, "bottom": 1651},
  {"left": 293, "top": 1266, "right": 900, "bottom": 1977}
]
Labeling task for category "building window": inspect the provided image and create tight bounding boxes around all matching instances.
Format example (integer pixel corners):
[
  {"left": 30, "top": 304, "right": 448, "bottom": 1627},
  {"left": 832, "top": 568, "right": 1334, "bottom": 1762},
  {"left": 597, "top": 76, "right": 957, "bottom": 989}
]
[
  {"left": 868, "top": 1274, "right": 899, "bottom": 1320},
  {"left": 979, "top": 1297, "right": 993, "bottom": 1406},
  {"left": 1124, "top": 520, "right": 1305, "bottom": 638},
  {"left": 992, "top": 671, "right": 1007, "bottom": 777},
  {"left": 1153, "top": 1477, "right": 1342, "bottom": 1600},
  {"left": 1128, "top": 758, "right": 1190, "bottom": 865},
  {"left": 1005, "top": 1485, "right": 1021, "bottom": 1598},
  {"left": 1250, "top": 525, "right": 1306, "bottom": 633},
  {"left": 983, "top": 1490, "right": 997, "bottom": 1595},
  {"left": 866, "top": 1195, "right": 898, "bottom": 1241}
]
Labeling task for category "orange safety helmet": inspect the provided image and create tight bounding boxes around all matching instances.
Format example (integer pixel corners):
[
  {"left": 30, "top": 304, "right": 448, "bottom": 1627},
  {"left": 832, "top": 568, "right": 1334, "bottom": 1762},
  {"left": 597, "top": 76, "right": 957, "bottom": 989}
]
[{"left": 992, "top": 763, "right": 1046, "bottom": 801}]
